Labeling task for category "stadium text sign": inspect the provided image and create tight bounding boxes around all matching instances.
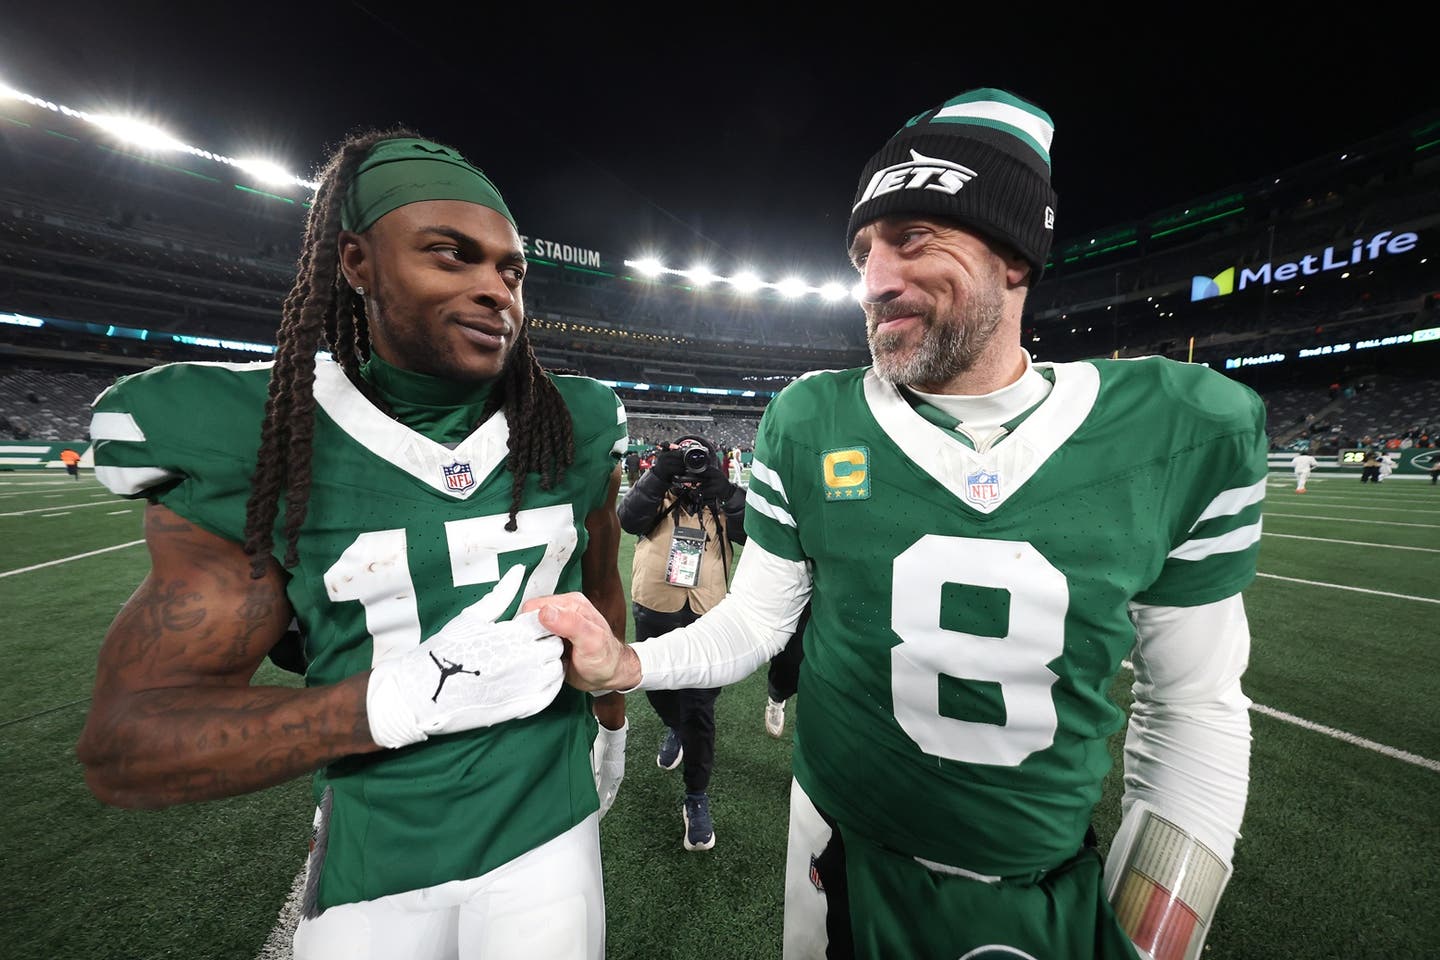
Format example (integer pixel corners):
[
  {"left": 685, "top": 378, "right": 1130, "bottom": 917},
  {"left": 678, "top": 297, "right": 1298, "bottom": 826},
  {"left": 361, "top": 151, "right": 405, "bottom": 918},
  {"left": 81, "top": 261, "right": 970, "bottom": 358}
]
[
  {"left": 1192, "top": 229, "right": 1419, "bottom": 302},
  {"left": 520, "top": 236, "right": 603, "bottom": 269}
]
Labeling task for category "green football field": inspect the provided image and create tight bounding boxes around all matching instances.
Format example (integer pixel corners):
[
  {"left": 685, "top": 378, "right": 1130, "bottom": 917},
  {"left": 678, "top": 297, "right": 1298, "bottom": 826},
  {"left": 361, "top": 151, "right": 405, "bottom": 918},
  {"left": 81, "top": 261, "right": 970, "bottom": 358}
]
[{"left": 1, "top": 472, "right": 1436, "bottom": 959}]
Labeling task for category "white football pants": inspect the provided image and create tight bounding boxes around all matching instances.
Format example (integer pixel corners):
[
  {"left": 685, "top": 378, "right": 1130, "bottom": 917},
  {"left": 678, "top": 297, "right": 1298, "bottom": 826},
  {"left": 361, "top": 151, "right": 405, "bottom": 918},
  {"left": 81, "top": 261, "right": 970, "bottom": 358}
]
[
  {"left": 1295, "top": 469, "right": 1310, "bottom": 489},
  {"left": 292, "top": 812, "right": 604, "bottom": 960}
]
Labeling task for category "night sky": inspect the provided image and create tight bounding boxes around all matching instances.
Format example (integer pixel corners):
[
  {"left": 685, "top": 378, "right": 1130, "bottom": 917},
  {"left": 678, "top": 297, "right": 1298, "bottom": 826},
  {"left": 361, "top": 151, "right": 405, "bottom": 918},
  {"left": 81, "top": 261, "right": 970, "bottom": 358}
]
[{"left": 3, "top": 3, "right": 1435, "bottom": 281}]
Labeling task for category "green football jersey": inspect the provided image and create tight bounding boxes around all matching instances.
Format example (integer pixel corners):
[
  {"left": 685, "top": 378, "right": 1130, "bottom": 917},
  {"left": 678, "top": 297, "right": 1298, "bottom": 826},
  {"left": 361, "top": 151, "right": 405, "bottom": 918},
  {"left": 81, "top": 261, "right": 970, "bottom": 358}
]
[
  {"left": 90, "top": 357, "right": 626, "bottom": 909},
  {"left": 744, "top": 358, "right": 1266, "bottom": 879}
]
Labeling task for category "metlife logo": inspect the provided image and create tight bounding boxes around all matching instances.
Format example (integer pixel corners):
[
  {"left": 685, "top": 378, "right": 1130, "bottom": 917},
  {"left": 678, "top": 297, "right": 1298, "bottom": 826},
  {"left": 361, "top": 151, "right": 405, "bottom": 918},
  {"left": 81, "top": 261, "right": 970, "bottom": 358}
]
[{"left": 1190, "top": 229, "right": 1419, "bottom": 302}]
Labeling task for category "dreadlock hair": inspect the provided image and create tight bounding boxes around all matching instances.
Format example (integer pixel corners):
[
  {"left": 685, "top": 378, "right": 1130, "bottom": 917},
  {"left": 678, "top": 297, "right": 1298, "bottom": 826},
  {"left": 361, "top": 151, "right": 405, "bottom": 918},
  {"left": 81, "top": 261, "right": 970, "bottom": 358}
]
[{"left": 241, "top": 128, "right": 575, "bottom": 578}]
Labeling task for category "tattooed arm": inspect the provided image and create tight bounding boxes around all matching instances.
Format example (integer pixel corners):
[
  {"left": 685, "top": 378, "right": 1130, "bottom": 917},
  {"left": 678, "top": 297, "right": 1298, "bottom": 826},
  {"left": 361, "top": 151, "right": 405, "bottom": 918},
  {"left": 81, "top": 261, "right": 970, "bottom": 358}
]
[{"left": 76, "top": 503, "right": 383, "bottom": 809}]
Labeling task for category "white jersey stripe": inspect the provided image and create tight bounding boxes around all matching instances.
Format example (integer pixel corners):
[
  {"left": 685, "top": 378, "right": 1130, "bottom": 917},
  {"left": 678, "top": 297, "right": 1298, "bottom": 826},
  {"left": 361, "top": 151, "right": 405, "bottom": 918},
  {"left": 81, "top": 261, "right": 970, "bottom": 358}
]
[
  {"left": 749, "top": 459, "right": 789, "bottom": 504},
  {"left": 1168, "top": 520, "right": 1263, "bottom": 562},
  {"left": 90, "top": 411, "right": 146, "bottom": 442},
  {"left": 933, "top": 100, "right": 1055, "bottom": 157},
  {"left": 747, "top": 491, "right": 797, "bottom": 528},
  {"left": 95, "top": 464, "right": 179, "bottom": 495},
  {"left": 1189, "top": 478, "right": 1267, "bottom": 531}
]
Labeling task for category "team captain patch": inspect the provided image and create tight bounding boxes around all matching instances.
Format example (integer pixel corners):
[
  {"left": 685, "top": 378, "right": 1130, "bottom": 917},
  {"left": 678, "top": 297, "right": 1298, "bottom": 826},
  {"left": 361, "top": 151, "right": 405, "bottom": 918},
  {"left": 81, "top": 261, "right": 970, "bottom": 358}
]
[{"left": 822, "top": 447, "right": 870, "bottom": 501}]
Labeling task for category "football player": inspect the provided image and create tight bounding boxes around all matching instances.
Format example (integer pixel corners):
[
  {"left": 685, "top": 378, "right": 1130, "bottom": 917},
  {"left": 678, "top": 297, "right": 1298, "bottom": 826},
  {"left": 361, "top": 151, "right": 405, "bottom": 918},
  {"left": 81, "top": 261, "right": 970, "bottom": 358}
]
[
  {"left": 76, "top": 132, "right": 629, "bottom": 960},
  {"left": 528, "top": 89, "right": 1263, "bottom": 960}
]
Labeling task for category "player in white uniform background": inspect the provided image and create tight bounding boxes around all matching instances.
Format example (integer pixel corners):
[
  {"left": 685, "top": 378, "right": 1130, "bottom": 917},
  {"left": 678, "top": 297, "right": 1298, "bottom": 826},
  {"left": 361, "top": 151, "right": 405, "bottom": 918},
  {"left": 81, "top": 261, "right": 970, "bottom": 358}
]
[
  {"left": 1291, "top": 451, "right": 1319, "bottom": 492},
  {"left": 529, "top": 87, "right": 1265, "bottom": 959},
  {"left": 1378, "top": 451, "right": 1398, "bottom": 482}
]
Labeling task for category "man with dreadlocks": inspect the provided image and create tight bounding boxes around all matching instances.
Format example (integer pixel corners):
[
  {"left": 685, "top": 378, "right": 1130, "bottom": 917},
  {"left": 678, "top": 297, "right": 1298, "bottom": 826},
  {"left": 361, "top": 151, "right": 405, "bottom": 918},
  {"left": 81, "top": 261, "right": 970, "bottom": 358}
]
[{"left": 77, "top": 132, "right": 629, "bottom": 959}]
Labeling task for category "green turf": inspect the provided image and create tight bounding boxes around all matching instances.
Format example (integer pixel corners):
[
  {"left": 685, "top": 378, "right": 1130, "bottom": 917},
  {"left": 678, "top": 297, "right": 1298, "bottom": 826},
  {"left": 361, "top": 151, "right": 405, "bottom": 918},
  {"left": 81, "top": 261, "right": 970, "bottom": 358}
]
[{"left": 1, "top": 472, "right": 1437, "bottom": 958}]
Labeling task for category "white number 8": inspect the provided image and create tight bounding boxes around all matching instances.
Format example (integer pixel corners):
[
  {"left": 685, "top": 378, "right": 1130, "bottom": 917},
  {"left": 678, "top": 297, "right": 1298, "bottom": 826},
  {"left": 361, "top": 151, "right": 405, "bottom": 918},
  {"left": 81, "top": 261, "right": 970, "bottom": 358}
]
[{"left": 891, "top": 535, "right": 1067, "bottom": 767}]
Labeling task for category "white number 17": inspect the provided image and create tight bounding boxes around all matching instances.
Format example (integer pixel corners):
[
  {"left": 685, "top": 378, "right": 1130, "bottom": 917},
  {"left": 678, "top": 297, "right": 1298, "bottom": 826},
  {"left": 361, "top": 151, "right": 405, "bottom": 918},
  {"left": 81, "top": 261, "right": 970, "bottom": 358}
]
[{"left": 323, "top": 504, "right": 577, "bottom": 667}]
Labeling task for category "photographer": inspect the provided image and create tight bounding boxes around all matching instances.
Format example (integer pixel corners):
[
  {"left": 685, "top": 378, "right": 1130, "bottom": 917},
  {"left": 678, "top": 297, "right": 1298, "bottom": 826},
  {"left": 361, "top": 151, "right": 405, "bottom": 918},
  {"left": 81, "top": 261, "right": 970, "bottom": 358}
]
[{"left": 618, "top": 435, "right": 746, "bottom": 851}]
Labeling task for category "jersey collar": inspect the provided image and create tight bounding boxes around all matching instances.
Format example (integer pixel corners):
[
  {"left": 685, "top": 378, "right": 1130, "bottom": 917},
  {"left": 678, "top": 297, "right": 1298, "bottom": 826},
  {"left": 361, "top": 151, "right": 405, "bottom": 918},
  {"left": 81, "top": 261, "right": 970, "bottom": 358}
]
[
  {"left": 862, "top": 361, "right": 1099, "bottom": 514},
  {"left": 312, "top": 358, "right": 509, "bottom": 499}
]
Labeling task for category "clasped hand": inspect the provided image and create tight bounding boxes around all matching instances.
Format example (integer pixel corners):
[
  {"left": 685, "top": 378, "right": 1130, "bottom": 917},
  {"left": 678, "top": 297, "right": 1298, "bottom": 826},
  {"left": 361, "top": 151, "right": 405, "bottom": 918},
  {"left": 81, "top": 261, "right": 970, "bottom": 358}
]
[{"left": 519, "top": 593, "right": 640, "bottom": 693}]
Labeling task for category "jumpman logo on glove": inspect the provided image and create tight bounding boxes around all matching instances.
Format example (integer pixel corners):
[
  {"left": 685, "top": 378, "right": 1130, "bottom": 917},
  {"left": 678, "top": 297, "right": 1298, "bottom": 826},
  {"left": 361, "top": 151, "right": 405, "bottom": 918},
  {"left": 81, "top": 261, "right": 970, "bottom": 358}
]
[{"left": 429, "top": 652, "right": 483, "bottom": 702}]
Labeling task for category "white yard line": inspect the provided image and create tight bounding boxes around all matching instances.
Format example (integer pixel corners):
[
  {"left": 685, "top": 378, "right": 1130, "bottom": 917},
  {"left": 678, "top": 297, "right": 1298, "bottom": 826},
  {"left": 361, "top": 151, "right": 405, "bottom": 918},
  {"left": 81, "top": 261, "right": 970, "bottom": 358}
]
[
  {"left": 1254, "top": 572, "right": 1440, "bottom": 604},
  {"left": 0, "top": 499, "right": 132, "bottom": 518},
  {"left": 40, "top": 512, "right": 70, "bottom": 518},
  {"left": 1261, "top": 532, "right": 1440, "bottom": 553},
  {"left": 1263, "top": 512, "right": 1439, "bottom": 529},
  {"left": 255, "top": 871, "right": 306, "bottom": 960},
  {"left": 1249, "top": 704, "right": 1440, "bottom": 773},
  {"left": 1119, "top": 660, "right": 1439, "bottom": 772},
  {"left": 1264, "top": 501, "right": 1438, "bottom": 513},
  {"left": 0, "top": 540, "right": 146, "bottom": 578}
]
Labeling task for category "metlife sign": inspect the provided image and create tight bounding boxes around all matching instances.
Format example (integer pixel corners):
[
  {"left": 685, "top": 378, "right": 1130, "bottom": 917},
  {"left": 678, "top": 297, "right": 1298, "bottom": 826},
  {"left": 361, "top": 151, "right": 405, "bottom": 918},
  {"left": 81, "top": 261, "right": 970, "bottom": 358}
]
[{"left": 1191, "top": 229, "right": 1419, "bottom": 302}]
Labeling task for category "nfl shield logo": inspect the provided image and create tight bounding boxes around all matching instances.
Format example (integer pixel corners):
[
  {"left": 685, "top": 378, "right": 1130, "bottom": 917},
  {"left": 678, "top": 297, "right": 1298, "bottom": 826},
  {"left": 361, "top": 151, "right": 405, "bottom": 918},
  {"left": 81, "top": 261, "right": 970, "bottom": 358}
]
[
  {"left": 964, "top": 467, "right": 1000, "bottom": 508},
  {"left": 442, "top": 461, "right": 475, "bottom": 492},
  {"left": 808, "top": 855, "right": 825, "bottom": 892}
]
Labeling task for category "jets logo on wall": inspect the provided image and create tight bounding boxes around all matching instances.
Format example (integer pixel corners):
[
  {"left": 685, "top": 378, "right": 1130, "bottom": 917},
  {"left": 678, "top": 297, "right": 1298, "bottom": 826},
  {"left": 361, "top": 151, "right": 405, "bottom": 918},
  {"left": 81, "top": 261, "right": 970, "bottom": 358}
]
[{"left": 442, "top": 461, "right": 476, "bottom": 492}]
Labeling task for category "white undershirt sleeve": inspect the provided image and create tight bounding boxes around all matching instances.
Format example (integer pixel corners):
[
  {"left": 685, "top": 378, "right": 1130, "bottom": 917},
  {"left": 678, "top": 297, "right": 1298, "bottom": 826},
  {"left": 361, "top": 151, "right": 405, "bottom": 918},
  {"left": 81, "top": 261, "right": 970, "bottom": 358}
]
[
  {"left": 632, "top": 540, "right": 812, "bottom": 690},
  {"left": 1122, "top": 594, "right": 1253, "bottom": 864}
]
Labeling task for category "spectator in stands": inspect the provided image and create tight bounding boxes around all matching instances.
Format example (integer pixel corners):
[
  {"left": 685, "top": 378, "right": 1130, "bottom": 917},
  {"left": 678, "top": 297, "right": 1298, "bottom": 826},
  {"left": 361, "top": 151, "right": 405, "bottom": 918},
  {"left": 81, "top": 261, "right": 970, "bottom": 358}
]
[
  {"left": 531, "top": 86, "right": 1262, "bottom": 960},
  {"left": 617, "top": 435, "right": 745, "bottom": 851},
  {"left": 1291, "top": 451, "right": 1318, "bottom": 493},
  {"left": 77, "top": 130, "right": 628, "bottom": 960}
]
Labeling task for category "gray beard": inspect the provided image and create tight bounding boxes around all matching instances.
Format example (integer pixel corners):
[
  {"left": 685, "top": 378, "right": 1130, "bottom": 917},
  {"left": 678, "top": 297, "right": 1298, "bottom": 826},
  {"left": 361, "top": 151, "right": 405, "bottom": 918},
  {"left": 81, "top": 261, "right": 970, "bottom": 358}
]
[{"left": 867, "top": 291, "right": 1005, "bottom": 388}]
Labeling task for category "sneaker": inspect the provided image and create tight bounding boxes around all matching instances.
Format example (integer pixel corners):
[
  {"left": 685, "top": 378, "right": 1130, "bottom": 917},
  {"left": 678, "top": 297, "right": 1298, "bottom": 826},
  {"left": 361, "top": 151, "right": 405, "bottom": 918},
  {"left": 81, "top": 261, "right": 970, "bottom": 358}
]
[
  {"left": 683, "top": 792, "right": 716, "bottom": 851},
  {"left": 764, "top": 697, "right": 786, "bottom": 738},
  {"left": 656, "top": 728, "right": 684, "bottom": 771}
]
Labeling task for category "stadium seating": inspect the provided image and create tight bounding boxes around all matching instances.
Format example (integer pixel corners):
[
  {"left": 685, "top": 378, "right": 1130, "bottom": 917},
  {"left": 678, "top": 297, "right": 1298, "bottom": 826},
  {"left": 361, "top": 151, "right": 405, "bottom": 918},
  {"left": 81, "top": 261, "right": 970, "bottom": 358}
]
[{"left": 1, "top": 95, "right": 1437, "bottom": 456}]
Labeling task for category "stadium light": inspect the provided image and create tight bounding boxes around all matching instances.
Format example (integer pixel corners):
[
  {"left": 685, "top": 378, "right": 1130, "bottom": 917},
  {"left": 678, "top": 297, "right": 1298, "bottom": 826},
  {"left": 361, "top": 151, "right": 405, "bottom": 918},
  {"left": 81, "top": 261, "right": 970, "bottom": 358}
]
[
  {"left": 686, "top": 265, "right": 717, "bottom": 287},
  {"left": 777, "top": 277, "right": 808, "bottom": 299},
  {"left": 233, "top": 157, "right": 306, "bottom": 188},
  {"left": 851, "top": 281, "right": 866, "bottom": 303},
  {"left": 729, "top": 271, "right": 762, "bottom": 294},
  {"left": 89, "top": 113, "right": 188, "bottom": 152},
  {"left": 628, "top": 257, "right": 665, "bottom": 278},
  {"left": 819, "top": 282, "right": 848, "bottom": 302}
]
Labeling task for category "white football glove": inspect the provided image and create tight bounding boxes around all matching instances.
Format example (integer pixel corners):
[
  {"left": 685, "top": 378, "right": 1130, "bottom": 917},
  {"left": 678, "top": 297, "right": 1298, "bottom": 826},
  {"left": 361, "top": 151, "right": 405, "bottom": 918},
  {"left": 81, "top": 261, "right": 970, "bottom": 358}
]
[
  {"left": 591, "top": 719, "right": 628, "bottom": 819},
  {"left": 366, "top": 566, "right": 564, "bottom": 749}
]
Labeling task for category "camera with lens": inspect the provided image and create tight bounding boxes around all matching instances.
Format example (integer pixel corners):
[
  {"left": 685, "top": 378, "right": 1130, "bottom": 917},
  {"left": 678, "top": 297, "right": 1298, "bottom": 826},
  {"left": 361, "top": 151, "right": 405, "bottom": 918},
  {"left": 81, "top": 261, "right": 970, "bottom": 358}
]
[
  {"left": 656, "top": 437, "right": 718, "bottom": 481},
  {"left": 682, "top": 445, "right": 711, "bottom": 475}
]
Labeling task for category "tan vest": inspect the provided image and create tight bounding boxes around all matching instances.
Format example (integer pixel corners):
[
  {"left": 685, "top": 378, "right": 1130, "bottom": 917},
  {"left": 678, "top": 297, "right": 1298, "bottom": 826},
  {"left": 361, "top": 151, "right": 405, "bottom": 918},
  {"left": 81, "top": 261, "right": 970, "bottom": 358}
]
[{"left": 631, "top": 495, "right": 734, "bottom": 614}]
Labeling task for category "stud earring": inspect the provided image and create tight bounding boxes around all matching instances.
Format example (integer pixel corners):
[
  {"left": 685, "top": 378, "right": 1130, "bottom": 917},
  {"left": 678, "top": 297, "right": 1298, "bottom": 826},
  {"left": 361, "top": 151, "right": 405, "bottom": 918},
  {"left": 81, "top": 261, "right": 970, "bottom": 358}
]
[{"left": 355, "top": 285, "right": 365, "bottom": 297}]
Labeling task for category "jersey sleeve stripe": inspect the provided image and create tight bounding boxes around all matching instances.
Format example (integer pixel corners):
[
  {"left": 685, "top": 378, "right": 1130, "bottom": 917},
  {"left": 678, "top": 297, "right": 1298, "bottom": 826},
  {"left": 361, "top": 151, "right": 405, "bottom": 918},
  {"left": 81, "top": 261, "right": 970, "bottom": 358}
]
[
  {"left": 90, "top": 411, "right": 146, "bottom": 442},
  {"left": 1167, "top": 519, "right": 1263, "bottom": 562},
  {"left": 611, "top": 435, "right": 629, "bottom": 457},
  {"left": 747, "top": 491, "right": 797, "bottom": 528},
  {"left": 749, "top": 459, "right": 789, "bottom": 504},
  {"left": 1188, "top": 478, "right": 1266, "bottom": 532},
  {"left": 95, "top": 464, "right": 181, "bottom": 495}
]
